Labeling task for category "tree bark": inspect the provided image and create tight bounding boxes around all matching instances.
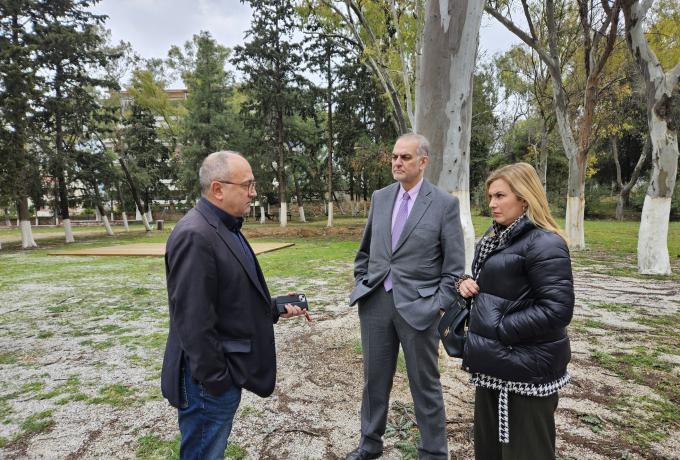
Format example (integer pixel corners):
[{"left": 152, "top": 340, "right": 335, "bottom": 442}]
[
  {"left": 17, "top": 197, "right": 37, "bottom": 248},
  {"left": 118, "top": 157, "right": 151, "bottom": 231},
  {"left": 416, "top": 0, "right": 484, "bottom": 272},
  {"left": 623, "top": 0, "right": 680, "bottom": 274},
  {"left": 327, "top": 45, "right": 334, "bottom": 228}
]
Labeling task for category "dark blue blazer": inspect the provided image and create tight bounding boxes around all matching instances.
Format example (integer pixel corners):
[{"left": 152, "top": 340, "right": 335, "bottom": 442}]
[{"left": 161, "top": 199, "right": 279, "bottom": 408}]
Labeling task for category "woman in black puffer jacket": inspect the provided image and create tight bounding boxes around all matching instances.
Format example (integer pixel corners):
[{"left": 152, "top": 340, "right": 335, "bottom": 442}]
[{"left": 457, "top": 162, "right": 574, "bottom": 460}]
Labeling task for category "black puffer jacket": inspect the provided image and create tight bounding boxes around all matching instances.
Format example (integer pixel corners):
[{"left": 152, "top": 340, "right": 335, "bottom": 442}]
[{"left": 462, "top": 218, "right": 574, "bottom": 384}]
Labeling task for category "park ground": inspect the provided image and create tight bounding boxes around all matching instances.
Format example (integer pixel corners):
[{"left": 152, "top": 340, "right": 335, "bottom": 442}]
[{"left": 0, "top": 217, "right": 678, "bottom": 459}]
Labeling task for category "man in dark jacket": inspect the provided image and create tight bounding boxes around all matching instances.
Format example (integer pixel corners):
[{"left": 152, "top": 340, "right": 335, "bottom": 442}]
[{"left": 161, "top": 151, "right": 307, "bottom": 459}]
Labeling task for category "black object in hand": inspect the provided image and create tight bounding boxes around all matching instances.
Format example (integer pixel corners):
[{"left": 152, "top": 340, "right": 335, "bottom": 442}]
[{"left": 275, "top": 293, "right": 309, "bottom": 313}]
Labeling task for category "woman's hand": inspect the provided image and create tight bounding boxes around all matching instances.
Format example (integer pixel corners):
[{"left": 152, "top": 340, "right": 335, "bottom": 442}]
[{"left": 458, "top": 278, "right": 479, "bottom": 299}]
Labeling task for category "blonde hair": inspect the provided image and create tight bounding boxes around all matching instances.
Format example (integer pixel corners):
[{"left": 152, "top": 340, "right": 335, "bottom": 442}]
[{"left": 485, "top": 162, "right": 567, "bottom": 242}]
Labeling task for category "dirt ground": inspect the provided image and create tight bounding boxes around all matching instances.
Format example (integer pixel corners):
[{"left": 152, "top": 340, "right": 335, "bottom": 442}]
[{"left": 0, "top": 236, "right": 678, "bottom": 459}]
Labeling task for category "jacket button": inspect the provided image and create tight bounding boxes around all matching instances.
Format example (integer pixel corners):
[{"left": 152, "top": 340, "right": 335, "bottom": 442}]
[{"left": 507, "top": 345, "right": 513, "bottom": 350}]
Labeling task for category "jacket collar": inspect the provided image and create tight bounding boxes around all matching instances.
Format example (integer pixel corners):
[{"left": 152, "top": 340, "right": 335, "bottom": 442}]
[{"left": 195, "top": 199, "right": 270, "bottom": 303}]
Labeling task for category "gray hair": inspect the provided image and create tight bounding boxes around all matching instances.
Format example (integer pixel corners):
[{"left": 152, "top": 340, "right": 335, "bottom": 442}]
[
  {"left": 397, "top": 132, "right": 430, "bottom": 158},
  {"left": 397, "top": 133, "right": 430, "bottom": 157},
  {"left": 199, "top": 151, "right": 243, "bottom": 195}
]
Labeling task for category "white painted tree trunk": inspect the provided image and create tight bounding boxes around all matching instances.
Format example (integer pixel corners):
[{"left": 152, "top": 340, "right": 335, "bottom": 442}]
[
  {"left": 135, "top": 206, "right": 142, "bottom": 221},
  {"left": 63, "top": 218, "right": 75, "bottom": 243},
  {"left": 20, "top": 220, "right": 37, "bottom": 248},
  {"left": 565, "top": 196, "right": 585, "bottom": 249},
  {"left": 102, "top": 215, "right": 114, "bottom": 236},
  {"left": 260, "top": 206, "right": 265, "bottom": 224},
  {"left": 299, "top": 206, "right": 306, "bottom": 223},
  {"left": 95, "top": 207, "right": 102, "bottom": 222},
  {"left": 452, "top": 190, "right": 475, "bottom": 273},
  {"left": 623, "top": 0, "right": 680, "bottom": 275},
  {"left": 279, "top": 202, "right": 288, "bottom": 227},
  {"left": 35, "top": 216, "right": 38, "bottom": 226},
  {"left": 638, "top": 196, "right": 671, "bottom": 274},
  {"left": 146, "top": 209, "right": 153, "bottom": 222},
  {"left": 326, "top": 202, "right": 333, "bottom": 227},
  {"left": 416, "top": 0, "right": 483, "bottom": 270},
  {"left": 122, "top": 212, "right": 129, "bottom": 232},
  {"left": 140, "top": 213, "right": 152, "bottom": 232}
]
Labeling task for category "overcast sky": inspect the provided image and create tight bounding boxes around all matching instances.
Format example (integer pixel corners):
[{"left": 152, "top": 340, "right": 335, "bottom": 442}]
[{"left": 93, "top": 0, "right": 520, "bottom": 88}]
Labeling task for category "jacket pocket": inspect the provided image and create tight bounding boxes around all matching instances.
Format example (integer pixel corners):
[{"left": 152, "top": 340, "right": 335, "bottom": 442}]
[
  {"left": 417, "top": 285, "right": 438, "bottom": 298},
  {"left": 221, "top": 339, "right": 252, "bottom": 354}
]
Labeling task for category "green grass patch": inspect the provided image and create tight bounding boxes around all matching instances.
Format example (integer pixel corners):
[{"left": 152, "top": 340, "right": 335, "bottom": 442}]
[
  {"left": 590, "top": 303, "right": 635, "bottom": 313},
  {"left": 135, "top": 433, "right": 180, "bottom": 460},
  {"left": 0, "top": 351, "right": 19, "bottom": 364},
  {"left": 21, "top": 409, "right": 55, "bottom": 434},
  {"left": 225, "top": 442, "right": 247, "bottom": 459},
  {"left": 89, "top": 383, "right": 138, "bottom": 407}
]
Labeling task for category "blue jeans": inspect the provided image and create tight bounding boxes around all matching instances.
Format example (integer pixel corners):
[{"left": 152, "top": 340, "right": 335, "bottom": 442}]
[{"left": 178, "top": 365, "right": 242, "bottom": 460}]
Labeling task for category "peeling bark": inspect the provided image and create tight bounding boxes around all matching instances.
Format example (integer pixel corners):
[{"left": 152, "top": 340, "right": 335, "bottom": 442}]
[
  {"left": 416, "top": 0, "right": 484, "bottom": 271},
  {"left": 623, "top": 0, "right": 679, "bottom": 274}
]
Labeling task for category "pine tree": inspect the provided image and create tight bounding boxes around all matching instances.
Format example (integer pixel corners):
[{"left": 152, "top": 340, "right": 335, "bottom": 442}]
[
  {"left": 232, "top": 0, "right": 307, "bottom": 226},
  {"left": 169, "top": 31, "right": 235, "bottom": 199},
  {"left": 33, "top": 0, "right": 117, "bottom": 242}
]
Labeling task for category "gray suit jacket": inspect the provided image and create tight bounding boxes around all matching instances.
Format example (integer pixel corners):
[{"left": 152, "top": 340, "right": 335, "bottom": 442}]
[{"left": 349, "top": 179, "right": 465, "bottom": 330}]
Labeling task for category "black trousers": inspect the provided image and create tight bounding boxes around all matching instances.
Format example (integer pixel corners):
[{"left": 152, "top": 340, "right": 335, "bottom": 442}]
[{"left": 474, "top": 386, "right": 558, "bottom": 460}]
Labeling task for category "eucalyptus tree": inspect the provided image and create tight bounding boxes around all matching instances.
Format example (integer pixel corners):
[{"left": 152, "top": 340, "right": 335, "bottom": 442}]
[
  {"left": 486, "top": 0, "right": 621, "bottom": 250},
  {"left": 299, "top": 0, "right": 419, "bottom": 135},
  {"left": 622, "top": 0, "right": 680, "bottom": 274},
  {"left": 233, "top": 0, "right": 308, "bottom": 226},
  {"left": 34, "top": 0, "right": 117, "bottom": 243},
  {"left": 0, "top": 0, "right": 39, "bottom": 247},
  {"left": 495, "top": 45, "right": 558, "bottom": 188},
  {"left": 416, "top": 0, "right": 485, "bottom": 268}
]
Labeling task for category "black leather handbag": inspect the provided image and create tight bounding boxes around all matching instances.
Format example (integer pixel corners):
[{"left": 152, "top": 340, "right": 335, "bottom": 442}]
[{"left": 438, "top": 294, "right": 470, "bottom": 358}]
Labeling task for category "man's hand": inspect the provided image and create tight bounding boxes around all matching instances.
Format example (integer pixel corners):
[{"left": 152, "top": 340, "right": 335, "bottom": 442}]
[{"left": 279, "top": 291, "right": 312, "bottom": 322}]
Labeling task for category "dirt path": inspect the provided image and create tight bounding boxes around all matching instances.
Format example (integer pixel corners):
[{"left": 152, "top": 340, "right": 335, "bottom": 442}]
[{"left": 0, "top": 257, "right": 678, "bottom": 459}]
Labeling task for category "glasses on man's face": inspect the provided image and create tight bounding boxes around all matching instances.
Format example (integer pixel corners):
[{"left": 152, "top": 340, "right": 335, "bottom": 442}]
[{"left": 216, "top": 179, "right": 257, "bottom": 193}]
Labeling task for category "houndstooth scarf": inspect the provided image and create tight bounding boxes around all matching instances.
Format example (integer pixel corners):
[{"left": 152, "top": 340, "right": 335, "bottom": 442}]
[
  {"left": 471, "top": 372, "right": 571, "bottom": 444},
  {"left": 472, "top": 214, "right": 526, "bottom": 280}
]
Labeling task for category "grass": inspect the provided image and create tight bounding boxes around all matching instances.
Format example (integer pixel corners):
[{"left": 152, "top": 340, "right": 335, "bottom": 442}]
[{"left": 0, "top": 215, "right": 679, "bottom": 457}]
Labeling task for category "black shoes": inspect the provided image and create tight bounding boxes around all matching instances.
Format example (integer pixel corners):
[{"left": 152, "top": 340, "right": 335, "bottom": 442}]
[{"left": 345, "top": 447, "right": 383, "bottom": 460}]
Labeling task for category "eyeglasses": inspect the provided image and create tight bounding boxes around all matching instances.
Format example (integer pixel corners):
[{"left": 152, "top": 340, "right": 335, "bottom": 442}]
[{"left": 216, "top": 179, "right": 257, "bottom": 192}]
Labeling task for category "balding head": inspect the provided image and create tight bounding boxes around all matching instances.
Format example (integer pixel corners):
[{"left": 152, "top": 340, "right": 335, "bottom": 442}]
[
  {"left": 199, "top": 151, "right": 256, "bottom": 218},
  {"left": 199, "top": 151, "right": 246, "bottom": 196}
]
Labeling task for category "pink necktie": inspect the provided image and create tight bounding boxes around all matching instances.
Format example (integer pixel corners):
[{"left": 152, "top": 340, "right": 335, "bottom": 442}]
[{"left": 384, "top": 192, "right": 410, "bottom": 291}]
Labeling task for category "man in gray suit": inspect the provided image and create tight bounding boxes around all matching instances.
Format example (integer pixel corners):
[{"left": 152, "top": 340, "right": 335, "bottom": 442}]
[{"left": 346, "top": 133, "right": 465, "bottom": 460}]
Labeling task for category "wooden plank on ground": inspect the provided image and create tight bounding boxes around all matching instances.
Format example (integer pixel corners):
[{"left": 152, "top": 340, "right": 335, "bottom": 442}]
[{"left": 48, "top": 242, "right": 294, "bottom": 257}]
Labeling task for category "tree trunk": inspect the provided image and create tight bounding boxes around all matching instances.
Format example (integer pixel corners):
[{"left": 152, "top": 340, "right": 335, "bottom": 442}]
[
  {"left": 416, "top": 0, "right": 484, "bottom": 272},
  {"left": 537, "top": 117, "right": 549, "bottom": 191},
  {"left": 276, "top": 106, "right": 287, "bottom": 228},
  {"left": 97, "top": 204, "right": 114, "bottom": 236},
  {"left": 293, "top": 173, "right": 305, "bottom": 223},
  {"left": 118, "top": 157, "right": 151, "bottom": 231},
  {"left": 260, "top": 205, "right": 265, "bottom": 224},
  {"left": 623, "top": 0, "right": 680, "bottom": 275},
  {"left": 117, "top": 185, "right": 129, "bottom": 232},
  {"left": 54, "top": 64, "right": 75, "bottom": 244},
  {"left": 17, "top": 197, "right": 37, "bottom": 248},
  {"left": 326, "top": 47, "right": 334, "bottom": 228}
]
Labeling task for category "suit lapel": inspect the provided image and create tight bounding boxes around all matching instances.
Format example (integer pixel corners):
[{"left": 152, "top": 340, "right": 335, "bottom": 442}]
[
  {"left": 393, "top": 179, "right": 433, "bottom": 254},
  {"left": 382, "top": 183, "right": 400, "bottom": 254},
  {"left": 196, "top": 200, "right": 269, "bottom": 303}
]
